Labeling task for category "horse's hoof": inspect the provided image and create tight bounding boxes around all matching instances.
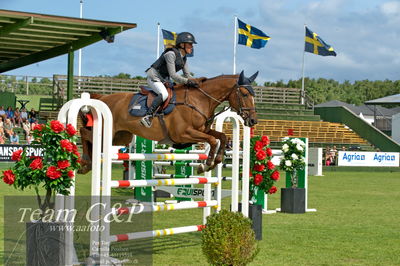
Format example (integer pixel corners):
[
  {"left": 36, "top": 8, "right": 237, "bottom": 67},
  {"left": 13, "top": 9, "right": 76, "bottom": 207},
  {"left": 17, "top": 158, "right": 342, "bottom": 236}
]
[
  {"left": 197, "top": 163, "right": 215, "bottom": 174},
  {"left": 197, "top": 164, "right": 205, "bottom": 174}
]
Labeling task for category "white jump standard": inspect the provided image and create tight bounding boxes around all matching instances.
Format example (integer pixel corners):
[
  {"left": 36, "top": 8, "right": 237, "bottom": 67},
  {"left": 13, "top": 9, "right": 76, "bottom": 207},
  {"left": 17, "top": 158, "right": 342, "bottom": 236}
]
[{"left": 56, "top": 93, "right": 251, "bottom": 266}]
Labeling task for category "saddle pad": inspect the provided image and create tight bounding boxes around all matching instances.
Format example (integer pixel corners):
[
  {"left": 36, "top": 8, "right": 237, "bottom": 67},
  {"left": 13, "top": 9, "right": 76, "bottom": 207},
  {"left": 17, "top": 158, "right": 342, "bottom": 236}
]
[{"left": 128, "top": 91, "right": 176, "bottom": 117}]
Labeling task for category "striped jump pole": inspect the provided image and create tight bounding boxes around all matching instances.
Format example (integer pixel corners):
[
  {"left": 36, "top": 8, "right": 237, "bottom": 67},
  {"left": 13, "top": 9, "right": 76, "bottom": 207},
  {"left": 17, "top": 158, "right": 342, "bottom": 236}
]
[
  {"left": 110, "top": 177, "right": 218, "bottom": 188},
  {"left": 154, "top": 148, "right": 206, "bottom": 154},
  {"left": 110, "top": 225, "right": 205, "bottom": 242},
  {"left": 154, "top": 174, "right": 220, "bottom": 179},
  {"left": 153, "top": 148, "right": 241, "bottom": 156},
  {"left": 153, "top": 161, "right": 232, "bottom": 168},
  {"left": 112, "top": 200, "right": 218, "bottom": 214},
  {"left": 112, "top": 153, "right": 208, "bottom": 161}
]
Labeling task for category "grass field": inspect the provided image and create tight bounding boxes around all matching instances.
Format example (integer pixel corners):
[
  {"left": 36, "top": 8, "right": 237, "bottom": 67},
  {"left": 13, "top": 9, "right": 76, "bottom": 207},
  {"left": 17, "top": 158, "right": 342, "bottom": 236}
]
[{"left": 0, "top": 164, "right": 399, "bottom": 265}]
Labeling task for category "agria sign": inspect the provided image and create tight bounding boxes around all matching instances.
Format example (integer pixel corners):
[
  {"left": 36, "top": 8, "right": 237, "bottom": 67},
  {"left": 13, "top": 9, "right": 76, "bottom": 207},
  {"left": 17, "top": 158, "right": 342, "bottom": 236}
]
[{"left": 338, "top": 151, "right": 399, "bottom": 167}]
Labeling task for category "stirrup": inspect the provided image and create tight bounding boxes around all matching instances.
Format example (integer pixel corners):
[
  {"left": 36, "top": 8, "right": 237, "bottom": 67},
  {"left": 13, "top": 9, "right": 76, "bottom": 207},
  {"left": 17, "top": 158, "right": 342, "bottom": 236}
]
[{"left": 140, "top": 115, "right": 153, "bottom": 128}]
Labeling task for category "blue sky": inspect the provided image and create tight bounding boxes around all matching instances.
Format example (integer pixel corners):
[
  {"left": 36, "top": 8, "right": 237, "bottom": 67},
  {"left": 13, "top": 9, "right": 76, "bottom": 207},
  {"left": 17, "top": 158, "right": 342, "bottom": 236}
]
[{"left": 2, "top": 0, "right": 400, "bottom": 84}]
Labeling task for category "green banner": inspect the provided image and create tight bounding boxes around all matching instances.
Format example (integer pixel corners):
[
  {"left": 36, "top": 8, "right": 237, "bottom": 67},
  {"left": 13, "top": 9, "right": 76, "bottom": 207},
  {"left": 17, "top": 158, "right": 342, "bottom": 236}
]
[
  {"left": 175, "top": 146, "right": 193, "bottom": 201},
  {"left": 134, "top": 137, "right": 153, "bottom": 202}
]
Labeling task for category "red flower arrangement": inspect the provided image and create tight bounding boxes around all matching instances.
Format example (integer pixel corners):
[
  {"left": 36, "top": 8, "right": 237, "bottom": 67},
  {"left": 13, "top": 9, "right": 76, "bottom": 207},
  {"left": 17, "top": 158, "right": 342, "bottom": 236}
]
[
  {"left": 250, "top": 135, "right": 280, "bottom": 195},
  {"left": 1, "top": 120, "right": 81, "bottom": 214}
]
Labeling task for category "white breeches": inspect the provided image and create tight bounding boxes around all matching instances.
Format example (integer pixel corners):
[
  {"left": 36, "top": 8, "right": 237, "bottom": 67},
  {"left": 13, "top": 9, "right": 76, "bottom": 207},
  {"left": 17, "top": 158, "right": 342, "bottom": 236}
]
[{"left": 147, "top": 77, "right": 168, "bottom": 101}]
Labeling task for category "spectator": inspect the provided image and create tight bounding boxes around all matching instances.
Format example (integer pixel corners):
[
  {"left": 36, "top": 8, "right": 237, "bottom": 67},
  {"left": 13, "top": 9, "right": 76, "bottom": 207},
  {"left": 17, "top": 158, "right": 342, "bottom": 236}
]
[
  {"left": 22, "top": 120, "right": 31, "bottom": 139},
  {"left": 14, "top": 107, "right": 22, "bottom": 127},
  {"left": 28, "top": 108, "right": 38, "bottom": 123},
  {"left": 226, "top": 138, "right": 233, "bottom": 150},
  {"left": 341, "top": 146, "right": 346, "bottom": 151},
  {"left": 26, "top": 133, "right": 34, "bottom": 145},
  {"left": 6, "top": 107, "right": 15, "bottom": 125},
  {"left": 4, "top": 119, "right": 13, "bottom": 138},
  {"left": 0, "top": 128, "right": 5, "bottom": 144},
  {"left": 325, "top": 146, "right": 332, "bottom": 166},
  {"left": 30, "top": 119, "right": 38, "bottom": 131},
  {"left": 330, "top": 146, "right": 338, "bottom": 166},
  {"left": 10, "top": 131, "right": 19, "bottom": 144},
  {"left": 20, "top": 107, "right": 28, "bottom": 122},
  {"left": 0, "top": 106, "right": 6, "bottom": 120},
  {"left": 0, "top": 117, "right": 3, "bottom": 129}
]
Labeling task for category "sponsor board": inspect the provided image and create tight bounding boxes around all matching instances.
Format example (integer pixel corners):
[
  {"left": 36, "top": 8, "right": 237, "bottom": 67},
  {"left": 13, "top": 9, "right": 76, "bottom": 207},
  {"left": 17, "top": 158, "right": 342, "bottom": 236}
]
[
  {"left": 157, "top": 186, "right": 235, "bottom": 199},
  {"left": 0, "top": 145, "right": 43, "bottom": 161},
  {"left": 338, "top": 151, "right": 399, "bottom": 167}
]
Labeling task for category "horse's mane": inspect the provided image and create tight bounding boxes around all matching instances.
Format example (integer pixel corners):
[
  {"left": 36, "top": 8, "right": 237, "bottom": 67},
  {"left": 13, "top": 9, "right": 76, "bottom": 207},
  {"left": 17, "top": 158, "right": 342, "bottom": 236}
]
[{"left": 205, "top": 74, "right": 238, "bottom": 82}]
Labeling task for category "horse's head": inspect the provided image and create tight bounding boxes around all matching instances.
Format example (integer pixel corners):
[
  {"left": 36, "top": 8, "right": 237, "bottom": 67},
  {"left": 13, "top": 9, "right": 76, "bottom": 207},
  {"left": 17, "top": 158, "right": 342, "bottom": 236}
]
[{"left": 228, "top": 71, "right": 258, "bottom": 127}]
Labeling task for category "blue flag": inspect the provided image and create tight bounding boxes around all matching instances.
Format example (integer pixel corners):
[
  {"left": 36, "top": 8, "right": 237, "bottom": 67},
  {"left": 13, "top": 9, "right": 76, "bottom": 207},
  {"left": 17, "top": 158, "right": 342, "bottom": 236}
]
[
  {"left": 162, "top": 29, "right": 177, "bottom": 48},
  {"left": 237, "top": 18, "right": 270, "bottom": 49},
  {"left": 162, "top": 29, "right": 193, "bottom": 57},
  {"left": 304, "top": 27, "right": 336, "bottom": 56}
]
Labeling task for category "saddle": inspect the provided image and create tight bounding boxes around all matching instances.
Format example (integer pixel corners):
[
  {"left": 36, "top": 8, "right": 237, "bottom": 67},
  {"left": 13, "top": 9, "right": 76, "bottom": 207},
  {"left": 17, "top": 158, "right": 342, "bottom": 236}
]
[
  {"left": 128, "top": 82, "right": 176, "bottom": 117},
  {"left": 139, "top": 85, "right": 173, "bottom": 110}
]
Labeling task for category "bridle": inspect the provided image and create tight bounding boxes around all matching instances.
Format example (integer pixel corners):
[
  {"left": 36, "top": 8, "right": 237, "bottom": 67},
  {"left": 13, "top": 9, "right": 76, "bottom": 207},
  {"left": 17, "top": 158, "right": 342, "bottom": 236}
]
[
  {"left": 175, "top": 80, "right": 256, "bottom": 125},
  {"left": 229, "top": 84, "right": 256, "bottom": 121}
]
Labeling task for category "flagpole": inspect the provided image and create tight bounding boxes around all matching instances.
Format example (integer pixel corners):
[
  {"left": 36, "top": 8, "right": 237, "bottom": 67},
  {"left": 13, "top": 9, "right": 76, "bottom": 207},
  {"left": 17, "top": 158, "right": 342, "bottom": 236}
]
[
  {"left": 233, "top": 15, "right": 237, "bottom": 74},
  {"left": 157, "top": 22, "right": 160, "bottom": 59},
  {"left": 78, "top": 0, "right": 83, "bottom": 90},
  {"left": 301, "top": 24, "right": 306, "bottom": 105}
]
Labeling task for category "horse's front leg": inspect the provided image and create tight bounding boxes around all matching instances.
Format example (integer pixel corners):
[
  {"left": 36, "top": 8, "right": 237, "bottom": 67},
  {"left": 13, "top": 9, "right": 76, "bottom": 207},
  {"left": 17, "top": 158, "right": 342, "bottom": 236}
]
[
  {"left": 182, "top": 128, "right": 219, "bottom": 173},
  {"left": 206, "top": 130, "right": 227, "bottom": 166}
]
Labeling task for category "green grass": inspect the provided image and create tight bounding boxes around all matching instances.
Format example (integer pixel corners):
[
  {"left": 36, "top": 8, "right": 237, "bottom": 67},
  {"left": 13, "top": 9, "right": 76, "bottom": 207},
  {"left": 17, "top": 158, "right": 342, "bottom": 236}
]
[{"left": 0, "top": 164, "right": 399, "bottom": 265}]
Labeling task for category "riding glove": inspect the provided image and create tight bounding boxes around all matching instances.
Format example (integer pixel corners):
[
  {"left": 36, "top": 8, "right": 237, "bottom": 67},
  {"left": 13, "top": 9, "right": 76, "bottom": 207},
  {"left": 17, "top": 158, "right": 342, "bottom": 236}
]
[{"left": 186, "top": 79, "right": 199, "bottom": 88}]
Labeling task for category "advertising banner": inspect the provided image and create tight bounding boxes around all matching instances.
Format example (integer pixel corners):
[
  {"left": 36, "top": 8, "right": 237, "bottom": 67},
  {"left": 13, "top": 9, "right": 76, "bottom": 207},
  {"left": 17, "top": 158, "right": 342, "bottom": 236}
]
[
  {"left": 338, "top": 151, "right": 399, "bottom": 167},
  {"left": 0, "top": 145, "right": 43, "bottom": 161}
]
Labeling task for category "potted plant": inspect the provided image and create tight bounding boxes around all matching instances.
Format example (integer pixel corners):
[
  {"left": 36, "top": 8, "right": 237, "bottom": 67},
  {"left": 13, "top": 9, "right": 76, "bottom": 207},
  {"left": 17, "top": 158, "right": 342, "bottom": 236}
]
[
  {"left": 2, "top": 120, "right": 80, "bottom": 266},
  {"left": 248, "top": 135, "right": 280, "bottom": 239},
  {"left": 202, "top": 209, "right": 259, "bottom": 266},
  {"left": 279, "top": 137, "right": 306, "bottom": 213}
]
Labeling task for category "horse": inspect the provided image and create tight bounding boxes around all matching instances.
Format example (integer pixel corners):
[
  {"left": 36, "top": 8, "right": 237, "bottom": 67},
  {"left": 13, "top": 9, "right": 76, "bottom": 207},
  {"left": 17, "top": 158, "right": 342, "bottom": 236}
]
[{"left": 78, "top": 71, "right": 259, "bottom": 174}]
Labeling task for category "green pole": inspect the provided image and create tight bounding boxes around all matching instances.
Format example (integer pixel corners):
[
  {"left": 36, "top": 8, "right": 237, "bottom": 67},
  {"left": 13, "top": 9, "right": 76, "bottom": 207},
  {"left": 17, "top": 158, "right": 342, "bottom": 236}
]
[{"left": 67, "top": 50, "right": 74, "bottom": 101}]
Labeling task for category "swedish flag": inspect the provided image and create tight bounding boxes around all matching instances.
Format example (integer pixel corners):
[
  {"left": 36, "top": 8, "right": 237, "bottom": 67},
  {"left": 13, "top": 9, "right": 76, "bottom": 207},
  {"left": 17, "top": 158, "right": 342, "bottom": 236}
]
[
  {"left": 237, "top": 18, "right": 270, "bottom": 49},
  {"left": 162, "top": 29, "right": 177, "bottom": 48},
  {"left": 305, "top": 27, "right": 336, "bottom": 56}
]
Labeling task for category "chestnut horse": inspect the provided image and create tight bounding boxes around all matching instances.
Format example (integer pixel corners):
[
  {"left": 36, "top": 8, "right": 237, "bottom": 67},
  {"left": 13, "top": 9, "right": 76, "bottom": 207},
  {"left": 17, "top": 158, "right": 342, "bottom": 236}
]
[{"left": 79, "top": 71, "right": 258, "bottom": 174}]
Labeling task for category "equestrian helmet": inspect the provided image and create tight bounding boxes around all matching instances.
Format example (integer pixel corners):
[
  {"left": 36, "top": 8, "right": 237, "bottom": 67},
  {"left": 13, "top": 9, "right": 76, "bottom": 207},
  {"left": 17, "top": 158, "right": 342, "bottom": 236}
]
[{"left": 176, "top": 32, "right": 197, "bottom": 45}]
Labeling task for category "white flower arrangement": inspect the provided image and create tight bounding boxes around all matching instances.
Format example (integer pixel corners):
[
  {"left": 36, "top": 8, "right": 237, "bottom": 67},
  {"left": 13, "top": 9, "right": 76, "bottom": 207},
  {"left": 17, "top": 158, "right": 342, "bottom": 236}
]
[{"left": 279, "top": 137, "right": 306, "bottom": 187}]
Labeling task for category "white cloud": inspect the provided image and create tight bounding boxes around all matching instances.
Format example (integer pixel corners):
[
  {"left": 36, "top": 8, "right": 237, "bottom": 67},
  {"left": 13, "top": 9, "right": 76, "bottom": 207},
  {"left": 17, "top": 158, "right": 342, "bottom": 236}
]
[{"left": 380, "top": 1, "right": 400, "bottom": 16}]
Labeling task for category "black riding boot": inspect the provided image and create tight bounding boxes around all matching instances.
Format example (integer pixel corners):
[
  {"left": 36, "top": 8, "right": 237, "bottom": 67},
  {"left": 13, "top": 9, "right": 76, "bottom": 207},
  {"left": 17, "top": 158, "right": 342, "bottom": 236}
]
[{"left": 140, "top": 94, "right": 163, "bottom": 128}]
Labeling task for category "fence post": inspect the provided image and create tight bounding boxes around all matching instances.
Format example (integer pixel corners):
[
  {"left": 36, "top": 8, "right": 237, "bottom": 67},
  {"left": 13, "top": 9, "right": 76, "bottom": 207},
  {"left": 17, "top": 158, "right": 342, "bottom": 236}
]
[{"left": 25, "top": 76, "right": 29, "bottom": 95}]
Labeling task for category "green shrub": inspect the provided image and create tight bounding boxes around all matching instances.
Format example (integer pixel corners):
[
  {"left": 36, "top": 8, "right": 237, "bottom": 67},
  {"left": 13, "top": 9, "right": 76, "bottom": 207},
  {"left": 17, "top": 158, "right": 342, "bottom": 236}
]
[{"left": 201, "top": 209, "right": 259, "bottom": 266}]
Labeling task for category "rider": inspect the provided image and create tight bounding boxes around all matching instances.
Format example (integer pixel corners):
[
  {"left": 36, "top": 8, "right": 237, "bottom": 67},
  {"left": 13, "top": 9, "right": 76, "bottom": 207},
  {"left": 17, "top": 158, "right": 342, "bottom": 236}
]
[{"left": 140, "top": 32, "right": 199, "bottom": 128}]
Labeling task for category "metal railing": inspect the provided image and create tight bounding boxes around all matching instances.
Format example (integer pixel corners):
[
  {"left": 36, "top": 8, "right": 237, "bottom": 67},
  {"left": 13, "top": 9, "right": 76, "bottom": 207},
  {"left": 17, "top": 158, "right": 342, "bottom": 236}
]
[{"left": 0, "top": 74, "right": 53, "bottom": 95}]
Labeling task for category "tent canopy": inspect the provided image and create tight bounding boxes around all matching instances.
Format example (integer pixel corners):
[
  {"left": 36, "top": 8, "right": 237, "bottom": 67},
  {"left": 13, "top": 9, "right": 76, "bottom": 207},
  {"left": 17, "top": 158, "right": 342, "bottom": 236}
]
[
  {"left": 365, "top": 94, "right": 400, "bottom": 105},
  {"left": 0, "top": 9, "right": 136, "bottom": 73}
]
